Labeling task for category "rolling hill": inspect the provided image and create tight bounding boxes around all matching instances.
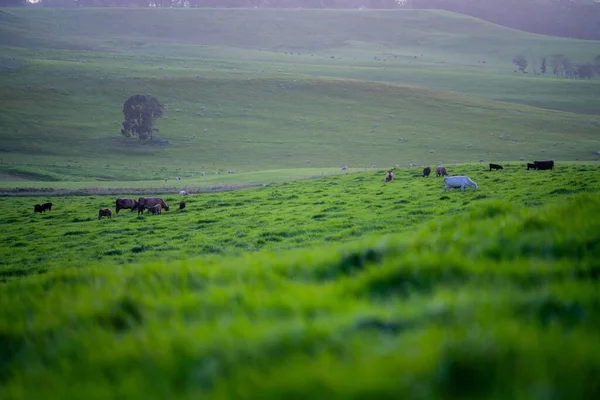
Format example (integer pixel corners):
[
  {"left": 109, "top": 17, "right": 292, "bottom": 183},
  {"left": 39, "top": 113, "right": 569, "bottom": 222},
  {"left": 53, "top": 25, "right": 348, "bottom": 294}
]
[{"left": 1, "top": 8, "right": 599, "bottom": 182}]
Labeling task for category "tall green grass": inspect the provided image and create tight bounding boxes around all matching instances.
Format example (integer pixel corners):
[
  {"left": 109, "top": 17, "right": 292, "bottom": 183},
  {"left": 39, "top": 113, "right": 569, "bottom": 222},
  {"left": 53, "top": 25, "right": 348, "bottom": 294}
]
[{"left": 1, "top": 184, "right": 599, "bottom": 399}]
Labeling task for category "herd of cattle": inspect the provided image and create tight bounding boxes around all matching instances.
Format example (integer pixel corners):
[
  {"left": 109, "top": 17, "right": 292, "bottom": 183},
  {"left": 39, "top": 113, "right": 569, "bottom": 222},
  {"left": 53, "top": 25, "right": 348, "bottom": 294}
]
[
  {"left": 384, "top": 160, "right": 555, "bottom": 192},
  {"left": 33, "top": 160, "right": 556, "bottom": 217},
  {"left": 97, "top": 197, "right": 186, "bottom": 220}
]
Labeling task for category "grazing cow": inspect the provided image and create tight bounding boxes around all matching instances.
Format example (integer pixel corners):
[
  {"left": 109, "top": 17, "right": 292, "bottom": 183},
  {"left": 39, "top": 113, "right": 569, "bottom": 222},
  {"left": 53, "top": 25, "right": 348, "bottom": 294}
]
[
  {"left": 34, "top": 204, "right": 43, "bottom": 213},
  {"left": 115, "top": 198, "right": 138, "bottom": 213},
  {"left": 436, "top": 166, "right": 448, "bottom": 177},
  {"left": 179, "top": 201, "right": 186, "bottom": 210},
  {"left": 41, "top": 202, "right": 52, "bottom": 212},
  {"left": 138, "top": 197, "right": 169, "bottom": 215},
  {"left": 489, "top": 163, "right": 503, "bottom": 171},
  {"left": 98, "top": 208, "right": 112, "bottom": 220},
  {"left": 534, "top": 160, "right": 554, "bottom": 170},
  {"left": 423, "top": 166, "right": 431, "bottom": 177},
  {"left": 444, "top": 176, "right": 477, "bottom": 192},
  {"left": 384, "top": 170, "right": 394, "bottom": 182},
  {"left": 179, "top": 190, "right": 188, "bottom": 196},
  {"left": 527, "top": 163, "right": 537, "bottom": 170},
  {"left": 148, "top": 204, "right": 162, "bottom": 215}
]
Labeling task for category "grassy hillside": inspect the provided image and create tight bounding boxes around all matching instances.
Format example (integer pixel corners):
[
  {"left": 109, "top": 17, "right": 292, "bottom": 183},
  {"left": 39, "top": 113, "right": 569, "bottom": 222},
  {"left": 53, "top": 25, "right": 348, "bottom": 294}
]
[
  {"left": 1, "top": 184, "right": 599, "bottom": 399},
  {"left": 0, "top": 8, "right": 599, "bottom": 182},
  {"left": 2, "top": 163, "right": 598, "bottom": 278}
]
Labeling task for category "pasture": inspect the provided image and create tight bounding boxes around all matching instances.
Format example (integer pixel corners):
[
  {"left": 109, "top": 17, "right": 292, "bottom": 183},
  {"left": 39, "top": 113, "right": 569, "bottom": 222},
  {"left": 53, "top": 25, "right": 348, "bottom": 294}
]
[
  {"left": 2, "top": 6, "right": 600, "bottom": 398},
  {"left": 1, "top": 165, "right": 599, "bottom": 398},
  {"left": 2, "top": 163, "right": 599, "bottom": 279}
]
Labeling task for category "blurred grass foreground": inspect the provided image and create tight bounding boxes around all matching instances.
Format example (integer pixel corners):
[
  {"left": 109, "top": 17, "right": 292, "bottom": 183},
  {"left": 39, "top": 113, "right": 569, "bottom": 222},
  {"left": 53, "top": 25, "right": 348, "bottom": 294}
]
[{"left": 1, "top": 192, "right": 600, "bottom": 399}]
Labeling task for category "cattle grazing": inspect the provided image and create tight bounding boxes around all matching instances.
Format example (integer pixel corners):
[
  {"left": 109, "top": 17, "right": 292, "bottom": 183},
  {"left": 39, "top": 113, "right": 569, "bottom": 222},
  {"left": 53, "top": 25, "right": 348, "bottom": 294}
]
[
  {"left": 98, "top": 208, "right": 112, "bottom": 220},
  {"left": 489, "top": 163, "right": 503, "bottom": 171},
  {"left": 41, "top": 202, "right": 52, "bottom": 212},
  {"left": 444, "top": 176, "right": 477, "bottom": 192},
  {"left": 34, "top": 204, "right": 43, "bottom": 213},
  {"left": 534, "top": 160, "right": 554, "bottom": 170},
  {"left": 527, "top": 163, "right": 537, "bottom": 170},
  {"left": 384, "top": 170, "right": 394, "bottom": 182},
  {"left": 179, "top": 190, "right": 188, "bottom": 196},
  {"left": 148, "top": 204, "right": 162, "bottom": 215},
  {"left": 115, "top": 198, "right": 138, "bottom": 213},
  {"left": 436, "top": 166, "right": 448, "bottom": 177},
  {"left": 179, "top": 201, "right": 186, "bottom": 210},
  {"left": 138, "top": 197, "right": 169, "bottom": 215},
  {"left": 423, "top": 166, "right": 431, "bottom": 177}
]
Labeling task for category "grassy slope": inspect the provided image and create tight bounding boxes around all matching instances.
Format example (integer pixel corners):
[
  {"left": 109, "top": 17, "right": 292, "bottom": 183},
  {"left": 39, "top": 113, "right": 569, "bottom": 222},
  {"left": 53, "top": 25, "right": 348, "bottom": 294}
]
[
  {"left": 0, "top": 8, "right": 599, "bottom": 182},
  {"left": 1, "top": 163, "right": 598, "bottom": 278},
  {"left": 1, "top": 186, "right": 599, "bottom": 399}
]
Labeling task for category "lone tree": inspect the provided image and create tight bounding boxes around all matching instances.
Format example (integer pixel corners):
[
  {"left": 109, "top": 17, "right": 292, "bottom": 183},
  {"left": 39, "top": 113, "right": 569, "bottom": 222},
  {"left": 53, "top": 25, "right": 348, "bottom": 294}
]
[
  {"left": 121, "top": 94, "right": 164, "bottom": 142},
  {"left": 512, "top": 54, "right": 528, "bottom": 73}
]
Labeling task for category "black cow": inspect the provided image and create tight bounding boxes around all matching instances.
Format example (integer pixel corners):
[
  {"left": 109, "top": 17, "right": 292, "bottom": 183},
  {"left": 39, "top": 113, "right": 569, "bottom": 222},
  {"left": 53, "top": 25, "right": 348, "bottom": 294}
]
[
  {"left": 34, "top": 204, "right": 43, "bottom": 213},
  {"left": 179, "top": 201, "right": 186, "bottom": 210},
  {"left": 527, "top": 163, "right": 537, "bottom": 170},
  {"left": 116, "top": 198, "right": 138, "bottom": 213},
  {"left": 436, "top": 166, "right": 448, "bottom": 177},
  {"left": 41, "top": 202, "right": 52, "bottom": 212},
  {"left": 534, "top": 160, "right": 554, "bottom": 170},
  {"left": 489, "top": 163, "right": 503, "bottom": 171},
  {"left": 423, "top": 166, "right": 431, "bottom": 177}
]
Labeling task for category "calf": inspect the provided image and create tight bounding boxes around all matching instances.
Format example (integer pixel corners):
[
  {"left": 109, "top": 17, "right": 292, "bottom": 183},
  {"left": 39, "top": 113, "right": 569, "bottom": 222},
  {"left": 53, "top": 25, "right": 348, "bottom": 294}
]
[
  {"left": 423, "top": 166, "right": 431, "bottom": 177},
  {"left": 436, "top": 166, "right": 448, "bottom": 177},
  {"left": 444, "top": 176, "right": 477, "bottom": 192},
  {"left": 534, "top": 160, "right": 554, "bottom": 170},
  {"left": 489, "top": 163, "right": 503, "bottom": 171},
  {"left": 98, "top": 208, "right": 112, "bottom": 220},
  {"left": 384, "top": 170, "right": 394, "bottom": 182},
  {"left": 179, "top": 201, "right": 186, "bottom": 210},
  {"left": 148, "top": 204, "right": 162, "bottom": 215}
]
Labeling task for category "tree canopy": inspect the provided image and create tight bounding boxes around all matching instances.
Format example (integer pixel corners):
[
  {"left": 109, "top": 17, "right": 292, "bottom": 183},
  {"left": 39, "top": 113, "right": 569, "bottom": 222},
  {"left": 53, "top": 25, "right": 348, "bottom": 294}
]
[{"left": 121, "top": 94, "right": 164, "bottom": 142}]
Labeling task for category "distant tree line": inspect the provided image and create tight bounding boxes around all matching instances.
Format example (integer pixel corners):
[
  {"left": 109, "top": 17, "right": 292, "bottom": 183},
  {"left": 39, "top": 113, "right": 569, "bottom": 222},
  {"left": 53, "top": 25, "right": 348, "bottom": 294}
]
[
  {"left": 512, "top": 53, "right": 600, "bottom": 79},
  {"left": 3, "top": 0, "right": 600, "bottom": 40}
]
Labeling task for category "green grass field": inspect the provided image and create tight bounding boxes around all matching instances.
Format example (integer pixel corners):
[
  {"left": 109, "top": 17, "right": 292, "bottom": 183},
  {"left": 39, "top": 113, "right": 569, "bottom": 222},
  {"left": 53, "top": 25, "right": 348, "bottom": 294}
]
[{"left": 2, "top": 7, "right": 600, "bottom": 399}]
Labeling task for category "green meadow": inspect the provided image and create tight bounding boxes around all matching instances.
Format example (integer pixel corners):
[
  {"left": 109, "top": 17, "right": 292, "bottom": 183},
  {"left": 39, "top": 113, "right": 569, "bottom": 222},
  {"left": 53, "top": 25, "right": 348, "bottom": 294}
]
[{"left": 1, "top": 7, "right": 600, "bottom": 399}]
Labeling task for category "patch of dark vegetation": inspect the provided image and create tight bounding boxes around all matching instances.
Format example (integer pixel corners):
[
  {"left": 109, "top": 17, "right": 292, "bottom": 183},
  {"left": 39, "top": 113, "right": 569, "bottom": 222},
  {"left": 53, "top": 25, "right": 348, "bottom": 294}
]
[
  {"left": 409, "top": 210, "right": 432, "bottom": 216},
  {"left": 72, "top": 217, "right": 93, "bottom": 223},
  {"left": 395, "top": 199, "right": 410, "bottom": 204},
  {"left": 338, "top": 248, "right": 384, "bottom": 275},
  {"left": 197, "top": 219, "right": 218, "bottom": 225},
  {"left": 64, "top": 231, "right": 87, "bottom": 236},
  {"left": 131, "top": 245, "right": 149, "bottom": 254},
  {"left": 440, "top": 196, "right": 450, "bottom": 200},
  {"left": 98, "top": 296, "right": 143, "bottom": 333},
  {"left": 1, "top": 218, "right": 18, "bottom": 224},
  {"left": 354, "top": 317, "right": 410, "bottom": 335},
  {"left": 105, "top": 249, "right": 124, "bottom": 256},
  {"left": 366, "top": 263, "right": 466, "bottom": 298},
  {"left": 473, "top": 194, "right": 489, "bottom": 200},
  {"left": 323, "top": 206, "right": 343, "bottom": 213},
  {"left": 436, "top": 339, "right": 505, "bottom": 399},
  {"left": 518, "top": 297, "right": 587, "bottom": 328},
  {"left": 549, "top": 188, "right": 579, "bottom": 195},
  {"left": 312, "top": 213, "right": 326, "bottom": 220},
  {"left": 10, "top": 242, "right": 26, "bottom": 248},
  {"left": 0, "top": 332, "right": 23, "bottom": 382}
]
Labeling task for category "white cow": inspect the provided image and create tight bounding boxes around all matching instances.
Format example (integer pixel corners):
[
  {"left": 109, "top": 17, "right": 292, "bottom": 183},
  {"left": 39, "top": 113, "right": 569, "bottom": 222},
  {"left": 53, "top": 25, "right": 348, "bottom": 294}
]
[
  {"left": 444, "top": 176, "right": 477, "bottom": 191},
  {"left": 179, "top": 190, "right": 188, "bottom": 196}
]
